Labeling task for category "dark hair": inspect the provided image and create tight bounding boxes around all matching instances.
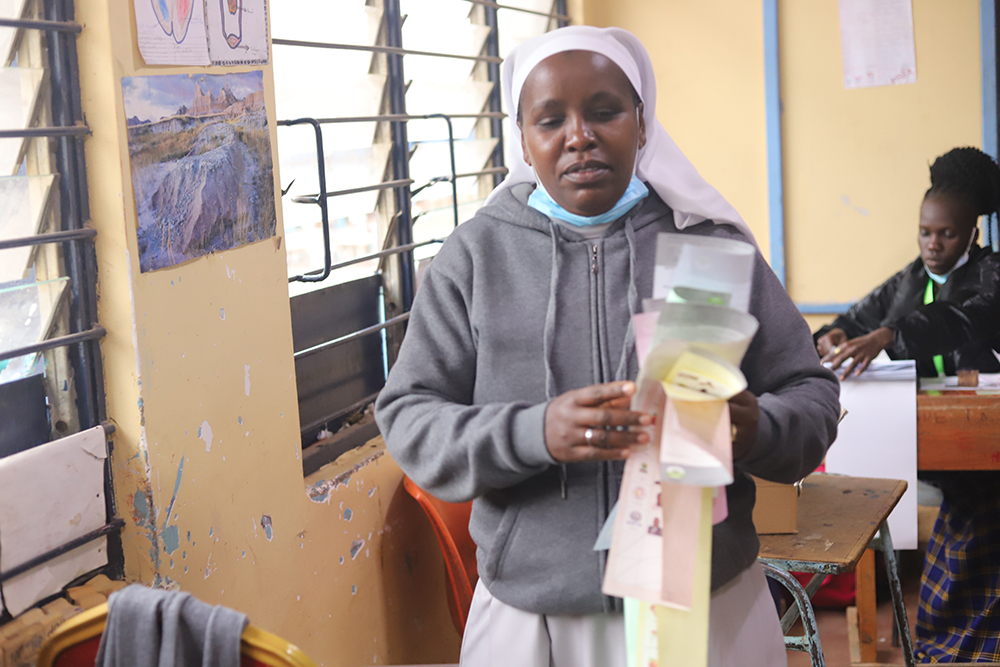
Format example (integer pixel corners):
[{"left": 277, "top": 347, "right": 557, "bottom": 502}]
[{"left": 925, "top": 146, "right": 1000, "bottom": 218}]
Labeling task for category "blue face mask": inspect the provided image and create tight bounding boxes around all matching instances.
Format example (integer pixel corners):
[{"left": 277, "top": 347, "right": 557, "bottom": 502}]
[{"left": 527, "top": 175, "right": 649, "bottom": 227}]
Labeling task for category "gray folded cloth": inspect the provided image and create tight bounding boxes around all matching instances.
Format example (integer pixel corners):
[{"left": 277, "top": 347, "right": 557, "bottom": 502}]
[{"left": 96, "top": 584, "right": 248, "bottom": 667}]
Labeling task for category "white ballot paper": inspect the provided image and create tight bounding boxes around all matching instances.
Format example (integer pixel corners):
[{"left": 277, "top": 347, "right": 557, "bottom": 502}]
[
  {"left": 653, "top": 234, "right": 755, "bottom": 312},
  {"left": 603, "top": 234, "right": 758, "bottom": 614},
  {"left": 825, "top": 360, "right": 918, "bottom": 549},
  {"left": 0, "top": 425, "right": 108, "bottom": 615}
]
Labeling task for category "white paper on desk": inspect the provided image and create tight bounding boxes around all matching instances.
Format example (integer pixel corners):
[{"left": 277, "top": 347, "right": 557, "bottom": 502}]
[
  {"left": 824, "top": 361, "right": 918, "bottom": 549},
  {"left": 134, "top": 0, "right": 211, "bottom": 66},
  {"left": 0, "top": 425, "right": 108, "bottom": 615},
  {"left": 919, "top": 373, "right": 1000, "bottom": 391},
  {"left": 838, "top": 0, "right": 917, "bottom": 89}
]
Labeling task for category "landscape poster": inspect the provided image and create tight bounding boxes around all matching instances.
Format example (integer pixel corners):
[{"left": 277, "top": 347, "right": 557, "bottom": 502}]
[{"left": 122, "top": 71, "right": 276, "bottom": 272}]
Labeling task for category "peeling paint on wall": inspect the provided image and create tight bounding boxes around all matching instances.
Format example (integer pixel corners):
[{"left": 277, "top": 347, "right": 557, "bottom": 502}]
[
  {"left": 261, "top": 515, "right": 273, "bottom": 541},
  {"left": 199, "top": 420, "right": 213, "bottom": 451},
  {"left": 244, "top": 365, "right": 251, "bottom": 396},
  {"left": 350, "top": 539, "right": 365, "bottom": 560},
  {"left": 306, "top": 450, "right": 384, "bottom": 504}
]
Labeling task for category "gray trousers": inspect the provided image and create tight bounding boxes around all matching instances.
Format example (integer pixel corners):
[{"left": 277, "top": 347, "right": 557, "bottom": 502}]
[{"left": 460, "top": 561, "right": 787, "bottom": 667}]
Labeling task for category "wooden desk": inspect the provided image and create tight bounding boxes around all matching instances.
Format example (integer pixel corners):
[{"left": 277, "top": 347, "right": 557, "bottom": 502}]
[
  {"left": 917, "top": 390, "right": 1000, "bottom": 470},
  {"left": 759, "top": 474, "right": 910, "bottom": 666},
  {"left": 758, "top": 475, "right": 906, "bottom": 573},
  {"left": 843, "top": 390, "right": 1000, "bottom": 664}
]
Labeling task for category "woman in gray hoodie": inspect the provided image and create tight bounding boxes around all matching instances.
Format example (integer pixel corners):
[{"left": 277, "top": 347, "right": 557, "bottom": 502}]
[{"left": 376, "top": 26, "right": 840, "bottom": 667}]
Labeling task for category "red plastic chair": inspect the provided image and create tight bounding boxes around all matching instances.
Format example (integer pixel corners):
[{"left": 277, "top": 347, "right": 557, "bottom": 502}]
[
  {"left": 402, "top": 476, "right": 478, "bottom": 635},
  {"left": 37, "top": 599, "right": 317, "bottom": 667}
]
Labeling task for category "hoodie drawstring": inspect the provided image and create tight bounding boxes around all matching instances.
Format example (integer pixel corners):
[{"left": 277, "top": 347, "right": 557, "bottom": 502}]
[{"left": 542, "top": 223, "right": 569, "bottom": 499}]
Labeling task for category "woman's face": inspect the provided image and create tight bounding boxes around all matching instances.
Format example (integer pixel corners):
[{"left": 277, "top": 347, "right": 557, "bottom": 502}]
[
  {"left": 518, "top": 51, "right": 646, "bottom": 217},
  {"left": 919, "top": 192, "right": 977, "bottom": 275}
]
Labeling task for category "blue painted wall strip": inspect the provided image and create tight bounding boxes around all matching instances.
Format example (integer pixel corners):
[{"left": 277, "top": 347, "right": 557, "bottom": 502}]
[
  {"left": 795, "top": 302, "right": 854, "bottom": 315},
  {"left": 982, "top": 0, "right": 1000, "bottom": 250},
  {"left": 764, "top": 0, "right": 786, "bottom": 285}
]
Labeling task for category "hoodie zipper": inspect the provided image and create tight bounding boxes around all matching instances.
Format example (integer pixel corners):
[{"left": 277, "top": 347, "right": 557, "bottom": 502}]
[{"left": 591, "top": 244, "right": 599, "bottom": 274}]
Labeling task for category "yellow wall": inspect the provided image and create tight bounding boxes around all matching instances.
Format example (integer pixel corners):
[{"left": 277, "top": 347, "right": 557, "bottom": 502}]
[
  {"left": 581, "top": 0, "right": 984, "bottom": 324},
  {"left": 781, "top": 0, "right": 982, "bottom": 309},
  {"left": 581, "top": 0, "right": 772, "bottom": 260},
  {"left": 77, "top": 1, "right": 458, "bottom": 664}
]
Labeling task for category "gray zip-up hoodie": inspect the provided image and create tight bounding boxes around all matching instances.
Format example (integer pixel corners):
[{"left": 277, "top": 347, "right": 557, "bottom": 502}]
[{"left": 375, "top": 184, "right": 840, "bottom": 616}]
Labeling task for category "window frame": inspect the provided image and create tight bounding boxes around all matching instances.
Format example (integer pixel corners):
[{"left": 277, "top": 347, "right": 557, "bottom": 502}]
[
  {"left": 270, "top": 0, "right": 569, "bottom": 474},
  {"left": 0, "top": 0, "right": 121, "bottom": 590}
]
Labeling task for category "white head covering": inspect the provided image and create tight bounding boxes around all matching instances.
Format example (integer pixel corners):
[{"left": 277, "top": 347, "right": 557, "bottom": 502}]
[{"left": 487, "top": 25, "right": 757, "bottom": 244}]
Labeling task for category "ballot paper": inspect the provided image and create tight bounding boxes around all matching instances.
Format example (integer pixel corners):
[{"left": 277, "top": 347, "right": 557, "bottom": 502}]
[
  {"left": 0, "top": 425, "right": 109, "bottom": 615},
  {"left": 652, "top": 234, "right": 756, "bottom": 313},
  {"left": 825, "top": 360, "right": 918, "bottom": 549}
]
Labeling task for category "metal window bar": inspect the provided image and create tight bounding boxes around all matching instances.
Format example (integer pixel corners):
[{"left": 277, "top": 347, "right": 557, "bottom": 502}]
[
  {"left": 271, "top": 38, "right": 503, "bottom": 64},
  {"left": 555, "top": 0, "right": 569, "bottom": 27},
  {"left": 0, "top": 125, "right": 90, "bottom": 138},
  {"left": 0, "top": 16, "right": 82, "bottom": 32},
  {"left": 0, "top": 227, "right": 97, "bottom": 250},
  {"left": 294, "top": 313, "right": 411, "bottom": 360},
  {"left": 483, "top": 4, "right": 504, "bottom": 188},
  {"left": 461, "top": 0, "right": 570, "bottom": 21},
  {"left": 281, "top": 113, "right": 464, "bottom": 282},
  {"left": 277, "top": 0, "right": 570, "bottom": 441}
]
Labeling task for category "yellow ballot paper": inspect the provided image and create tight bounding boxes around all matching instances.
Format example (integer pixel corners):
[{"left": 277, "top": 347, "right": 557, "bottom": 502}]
[
  {"left": 622, "top": 487, "right": 713, "bottom": 667},
  {"left": 656, "top": 486, "right": 713, "bottom": 665}
]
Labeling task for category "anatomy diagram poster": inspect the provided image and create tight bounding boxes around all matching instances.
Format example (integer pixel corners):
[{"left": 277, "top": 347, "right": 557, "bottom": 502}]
[{"left": 134, "top": 0, "right": 270, "bottom": 67}]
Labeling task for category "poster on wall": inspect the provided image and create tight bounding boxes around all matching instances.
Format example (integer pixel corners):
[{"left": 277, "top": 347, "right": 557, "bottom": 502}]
[
  {"left": 122, "top": 71, "right": 277, "bottom": 273},
  {"left": 133, "top": 0, "right": 269, "bottom": 66},
  {"left": 839, "top": 0, "right": 917, "bottom": 89}
]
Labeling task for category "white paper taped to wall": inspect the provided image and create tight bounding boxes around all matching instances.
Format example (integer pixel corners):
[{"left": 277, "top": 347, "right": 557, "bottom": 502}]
[
  {"left": 0, "top": 425, "right": 108, "bottom": 615},
  {"left": 839, "top": 0, "right": 917, "bottom": 89}
]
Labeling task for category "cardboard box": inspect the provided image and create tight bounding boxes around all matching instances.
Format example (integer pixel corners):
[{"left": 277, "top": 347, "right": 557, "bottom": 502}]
[{"left": 752, "top": 476, "right": 798, "bottom": 534}]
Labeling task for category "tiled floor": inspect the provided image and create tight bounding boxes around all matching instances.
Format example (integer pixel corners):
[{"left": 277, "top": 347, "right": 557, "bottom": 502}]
[{"left": 787, "top": 552, "right": 923, "bottom": 667}]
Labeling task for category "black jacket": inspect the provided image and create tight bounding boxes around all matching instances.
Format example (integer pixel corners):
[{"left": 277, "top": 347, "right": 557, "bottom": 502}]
[{"left": 814, "top": 245, "right": 1000, "bottom": 376}]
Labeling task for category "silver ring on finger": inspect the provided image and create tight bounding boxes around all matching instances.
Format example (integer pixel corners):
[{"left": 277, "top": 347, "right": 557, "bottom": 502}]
[{"left": 584, "top": 427, "right": 595, "bottom": 446}]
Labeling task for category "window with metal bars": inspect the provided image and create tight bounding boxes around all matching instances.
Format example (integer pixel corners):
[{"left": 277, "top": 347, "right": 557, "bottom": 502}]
[
  {"left": 271, "top": 0, "right": 569, "bottom": 473},
  {"left": 0, "top": 0, "right": 121, "bottom": 595}
]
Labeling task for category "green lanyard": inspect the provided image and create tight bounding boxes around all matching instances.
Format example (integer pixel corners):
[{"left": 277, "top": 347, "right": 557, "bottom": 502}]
[{"left": 923, "top": 278, "right": 946, "bottom": 376}]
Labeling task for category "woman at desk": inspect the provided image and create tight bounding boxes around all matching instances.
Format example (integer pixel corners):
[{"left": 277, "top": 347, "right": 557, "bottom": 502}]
[
  {"left": 815, "top": 146, "right": 1000, "bottom": 381},
  {"left": 815, "top": 146, "right": 1000, "bottom": 663}
]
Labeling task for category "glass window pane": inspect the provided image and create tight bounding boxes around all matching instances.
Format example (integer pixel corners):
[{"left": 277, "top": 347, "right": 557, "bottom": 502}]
[
  {"left": 271, "top": 3, "right": 381, "bottom": 47},
  {"left": 409, "top": 137, "right": 497, "bottom": 189},
  {"left": 0, "top": 276, "right": 69, "bottom": 377},
  {"left": 498, "top": 1, "right": 556, "bottom": 57},
  {"left": 405, "top": 81, "right": 493, "bottom": 142},
  {"left": 0, "top": 0, "right": 30, "bottom": 66},
  {"left": 0, "top": 67, "right": 44, "bottom": 175},
  {"left": 0, "top": 174, "right": 56, "bottom": 283}
]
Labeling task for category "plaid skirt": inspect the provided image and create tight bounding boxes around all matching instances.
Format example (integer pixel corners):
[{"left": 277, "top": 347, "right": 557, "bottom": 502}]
[{"left": 915, "top": 483, "right": 1000, "bottom": 663}]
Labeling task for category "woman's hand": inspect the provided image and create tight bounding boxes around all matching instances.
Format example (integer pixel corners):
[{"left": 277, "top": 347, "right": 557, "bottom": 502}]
[
  {"left": 729, "top": 390, "right": 759, "bottom": 461},
  {"left": 544, "top": 381, "right": 653, "bottom": 463},
  {"left": 821, "top": 326, "right": 894, "bottom": 380},
  {"left": 816, "top": 328, "right": 848, "bottom": 357}
]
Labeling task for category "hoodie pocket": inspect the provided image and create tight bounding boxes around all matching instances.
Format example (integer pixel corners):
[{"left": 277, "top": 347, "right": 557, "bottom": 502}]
[{"left": 481, "top": 503, "right": 521, "bottom": 581}]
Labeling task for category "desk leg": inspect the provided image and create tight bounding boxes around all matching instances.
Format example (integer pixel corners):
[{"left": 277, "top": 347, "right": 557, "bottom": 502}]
[{"left": 857, "top": 548, "right": 877, "bottom": 663}]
